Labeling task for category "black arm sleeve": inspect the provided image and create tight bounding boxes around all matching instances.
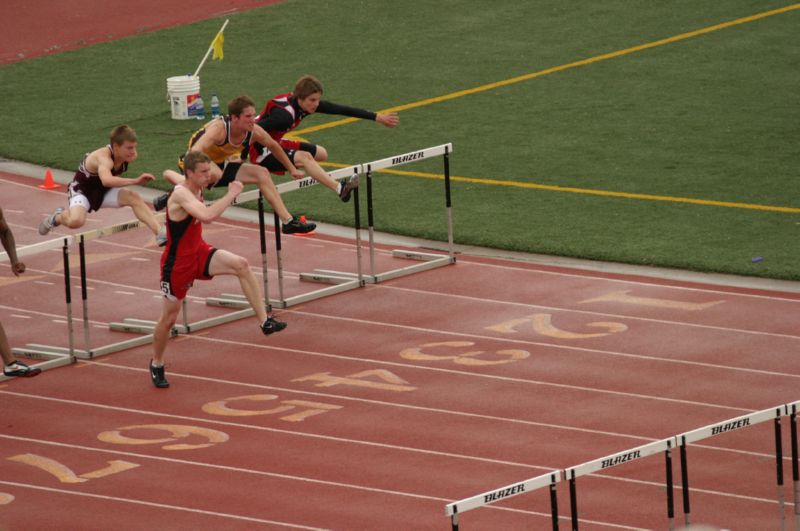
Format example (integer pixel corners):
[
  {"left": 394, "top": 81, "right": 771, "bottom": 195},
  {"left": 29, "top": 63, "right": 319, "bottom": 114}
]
[
  {"left": 317, "top": 100, "right": 377, "bottom": 121},
  {"left": 257, "top": 106, "right": 295, "bottom": 133}
]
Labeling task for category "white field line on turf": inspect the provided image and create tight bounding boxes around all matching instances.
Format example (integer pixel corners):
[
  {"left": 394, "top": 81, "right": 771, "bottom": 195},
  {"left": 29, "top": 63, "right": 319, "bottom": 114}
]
[
  {"left": 0, "top": 396, "right": 784, "bottom": 512},
  {"left": 378, "top": 284, "right": 800, "bottom": 341},
  {"left": 0, "top": 479, "right": 324, "bottom": 530},
  {"left": 284, "top": 308, "right": 800, "bottom": 383},
  {"left": 58, "top": 360, "right": 790, "bottom": 465}
]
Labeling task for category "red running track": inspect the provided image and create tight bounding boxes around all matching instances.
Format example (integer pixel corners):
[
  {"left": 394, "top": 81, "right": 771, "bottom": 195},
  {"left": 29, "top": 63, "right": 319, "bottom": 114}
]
[{"left": 1, "top": 172, "right": 799, "bottom": 529}]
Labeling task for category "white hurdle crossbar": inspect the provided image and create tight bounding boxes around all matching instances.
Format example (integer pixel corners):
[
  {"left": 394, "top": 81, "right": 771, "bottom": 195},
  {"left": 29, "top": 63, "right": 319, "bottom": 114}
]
[{"left": 445, "top": 471, "right": 560, "bottom": 530}]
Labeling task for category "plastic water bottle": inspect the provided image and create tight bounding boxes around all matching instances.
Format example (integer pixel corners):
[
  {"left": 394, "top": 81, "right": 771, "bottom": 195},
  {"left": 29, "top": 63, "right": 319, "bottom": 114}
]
[
  {"left": 195, "top": 95, "right": 205, "bottom": 120},
  {"left": 210, "top": 93, "right": 220, "bottom": 118}
]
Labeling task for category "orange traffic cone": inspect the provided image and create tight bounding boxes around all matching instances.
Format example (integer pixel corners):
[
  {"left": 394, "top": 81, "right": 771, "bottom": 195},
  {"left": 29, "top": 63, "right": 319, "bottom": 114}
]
[
  {"left": 294, "top": 215, "right": 315, "bottom": 237},
  {"left": 38, "top": 169, "right": 60, "bottom": 190}
]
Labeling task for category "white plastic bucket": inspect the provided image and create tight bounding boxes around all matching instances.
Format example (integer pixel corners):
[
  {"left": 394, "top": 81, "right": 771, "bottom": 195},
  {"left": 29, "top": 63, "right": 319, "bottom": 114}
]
[{"left": 166, "top": 75, "right": 201, "bottom": 120}]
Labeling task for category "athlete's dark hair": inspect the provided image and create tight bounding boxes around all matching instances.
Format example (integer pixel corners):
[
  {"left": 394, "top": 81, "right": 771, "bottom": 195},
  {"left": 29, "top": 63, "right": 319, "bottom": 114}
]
[
  {"left": 294, "top": 75, "right": 323, "bottom": 100},
  {"left": 110, "top": 125, "right": 137, "bottom": 145},
  {"left": 183, "top": 151, "right": 211, "bottom": 172},
  {"left": 228, "top": 95, "right": 255, "bottom": 117}
]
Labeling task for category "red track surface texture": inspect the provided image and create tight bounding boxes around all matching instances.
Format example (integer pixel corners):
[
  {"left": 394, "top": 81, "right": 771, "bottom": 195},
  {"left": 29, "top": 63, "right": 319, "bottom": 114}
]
[
  {"left": 0, "top": 0, "right": 282, "bottom": 65},
  {"left": 1, "top": 172, "right": 799, "bottom": 530},
  {"left": 2, "top": 5, "right": 799, "bottom": 529}
]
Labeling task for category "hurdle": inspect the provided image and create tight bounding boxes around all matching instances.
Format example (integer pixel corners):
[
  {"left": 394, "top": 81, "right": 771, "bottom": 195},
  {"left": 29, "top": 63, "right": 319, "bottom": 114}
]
[
  {"left": 0, "top": 237, "right": 75, "bottom": 379},
  {"left": 445, "top": 471, "right": 561, "bottom": 530},
  {"left": 208, "top": 143, "right": 455, "bottom": 311},
  {"left": 298, "top": 143, "right": 455, "bottom": 294},
  {"left": 676, "top": 406, "right": 785, "bottom": 528},
  {"left": 445, "top": 401, "right": 799, "bottom": 529},
  {"left": 565, "top": 437, "right": 677, "bottom": 530},
  {"left": 789, "top": 400, "right": 800, "bottom": 529}
]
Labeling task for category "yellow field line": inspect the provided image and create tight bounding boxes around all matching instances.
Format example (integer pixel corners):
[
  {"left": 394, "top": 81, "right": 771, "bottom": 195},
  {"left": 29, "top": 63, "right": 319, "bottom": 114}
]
[
  {"left": 322, "top": 162, "right": 800, "bottom": 214},
  {"left": 294, "top": 4, "right": 799, "bottom": 136}
]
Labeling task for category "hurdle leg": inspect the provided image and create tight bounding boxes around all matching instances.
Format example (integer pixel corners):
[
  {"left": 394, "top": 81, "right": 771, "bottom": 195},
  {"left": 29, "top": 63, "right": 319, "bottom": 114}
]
[
  {"left": 774, "top": 414, "right": 785, "bottom": 530},
  {"left": 181, "top": 299, "right": 189, "bottom": 332},
  {"left": 272, "top": 212, "right": 285, "bottom": 305},
  {"left": 449, "top": 508, "right": 458, "bottom": 531},
  {"left": 443, "top": 144, "right": 455, "bottom": 259},
  {"left": 568, "top": 472, "right": 578, "bottom": 530},
  {"left": 257, "top": 195, "right": 272, "bottom": 314},
  {"left": 62, "top": 239, "right": 75, "bottom": 357},
  {"left": 549, "top": 475, "right": 559, "bottom": 530},
  {"left": 665, "top": 441, "right": 675, "bottom": 530},
  {"left": 353, "top": 185, "right": 364, "bottom": 284},
  {"left": 78, "top": 235, "right": 91, "bottom": 355},
  {"left": 790, "top": 406, "right": 799, "bottom": 527},
  {"left": 365, "top": 164, "right": 376, "bottom": 278},
  {"left": 679, "top": 437, "right": 691, "bottom": 526}
]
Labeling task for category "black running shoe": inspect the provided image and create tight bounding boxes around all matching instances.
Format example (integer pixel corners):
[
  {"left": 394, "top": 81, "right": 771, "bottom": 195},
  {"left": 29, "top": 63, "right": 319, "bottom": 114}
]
[
  {"left": 282, "top": 216, "right": 316, "bottom": 234},
  {"left": 149, "top": 360, "right": 170, "bottom": 388},
  {"left": 3, "top": 361, "right": 42, "bottom": 378},
  {"left": 339, "top": 174, "right": 359, "bottom": 203},
  {"left": 153, "top": 192, "right": 170, "bottom": 212},
  {"left": 261, "top": 316, "right": 287, "bottom": 335}
]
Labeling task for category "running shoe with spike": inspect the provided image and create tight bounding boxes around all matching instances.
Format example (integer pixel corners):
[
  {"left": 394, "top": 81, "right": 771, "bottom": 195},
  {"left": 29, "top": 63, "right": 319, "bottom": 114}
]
[
  {"left": 339, "top": 174, "right": 359, "bottom": 203},
  {"left": 281, "top": 216, "right": 316, "bottom": 234},
  {"left": 149, "top": 360, "right": 169, "bottom": 388},
  {"left": 3, "top": 361, "right": 42, "bottom": 378},
  {"left": 261, "top": 316, "right": 287, "bottom": 335},
  {"left": 38, "top": 207, "right": 63, "bottom": 235}
]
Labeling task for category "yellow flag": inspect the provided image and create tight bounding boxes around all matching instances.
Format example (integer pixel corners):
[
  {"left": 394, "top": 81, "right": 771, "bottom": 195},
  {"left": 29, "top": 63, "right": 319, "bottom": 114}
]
[{"left": 212, "top": 32, "right": 224, "bottom": 61}]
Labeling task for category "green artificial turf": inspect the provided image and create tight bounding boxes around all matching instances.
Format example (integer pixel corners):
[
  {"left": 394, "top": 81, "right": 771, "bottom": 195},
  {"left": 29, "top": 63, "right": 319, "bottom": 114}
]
[{"left": 1, "top": 0, "right": 797, "bottom": 278}]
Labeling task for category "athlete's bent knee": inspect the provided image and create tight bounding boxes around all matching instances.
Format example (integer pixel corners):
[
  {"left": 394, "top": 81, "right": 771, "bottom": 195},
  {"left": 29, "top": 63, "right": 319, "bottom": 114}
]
[{"left": 314, "top": 146, "right": 328, "bottom": 162}]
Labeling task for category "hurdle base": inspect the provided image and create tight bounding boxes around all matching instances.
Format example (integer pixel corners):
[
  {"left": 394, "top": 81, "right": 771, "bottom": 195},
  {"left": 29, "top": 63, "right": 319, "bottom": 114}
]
[
  {"left": 2, "top": 345, "right": 75, "bottom": 381},
  {"left": 373, "top": 250, "right": 455, "bottom": 282},
  {"left": 206, "top": 293, "right": 285, "bottom": 310}
]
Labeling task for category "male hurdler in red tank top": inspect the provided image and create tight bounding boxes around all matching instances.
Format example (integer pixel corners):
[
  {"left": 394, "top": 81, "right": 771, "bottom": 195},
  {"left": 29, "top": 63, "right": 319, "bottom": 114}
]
[{"left": 149, "top": 151, "right": 287, "bottom": 389}]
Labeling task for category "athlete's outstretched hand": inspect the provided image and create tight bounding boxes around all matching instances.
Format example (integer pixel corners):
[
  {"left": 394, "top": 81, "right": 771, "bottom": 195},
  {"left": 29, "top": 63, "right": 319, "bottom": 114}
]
[{"left": 376, "top": 113, "right": 399, "bottom": 128}]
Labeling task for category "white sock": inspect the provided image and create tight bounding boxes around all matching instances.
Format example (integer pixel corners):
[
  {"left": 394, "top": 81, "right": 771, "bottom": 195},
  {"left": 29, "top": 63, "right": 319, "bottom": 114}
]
[
  {"left": 151, "top": 361, "right": 164, "bottom": 368},
  {"left": 337, "top": 183, "right": 343, "bottom": 194}
]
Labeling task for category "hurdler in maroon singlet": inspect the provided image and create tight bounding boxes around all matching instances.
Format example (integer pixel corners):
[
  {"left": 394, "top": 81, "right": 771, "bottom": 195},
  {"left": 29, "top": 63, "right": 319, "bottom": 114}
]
[{"left": 69, "top": 144, "right": 129, "bottom": 212}]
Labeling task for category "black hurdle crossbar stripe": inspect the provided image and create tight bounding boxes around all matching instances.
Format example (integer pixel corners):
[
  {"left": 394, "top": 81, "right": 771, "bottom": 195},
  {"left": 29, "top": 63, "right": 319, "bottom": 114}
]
[
  {"left": 353, "top": 185, "right": 362, "bottom": 233},
  {"left": 665, "top": 439, "right": 675, "bottom": 525},
  {"left": 79, "top": 236, "right": 87, "bottom": 301},
  {"left": 78, "top": 235, "right": 91, "bottom": 354},
  {"left": 776, "top": 413, "right": 784, "bottom": 488},
  {"left": 366, "top": 164, "right": 374, "bottom": 230},
  {"left": 791, "top": 405, "right": 799, "bottom": 519},
  {"left": 273, "top": 212, "right": 285, "bottom": 302},
  {"left": 549, "top": 473, "right": 559, "bottom": 530},
  {"left": 680, "top": 436, "right": 690, "bottom": 526},
  {"left": 257, "top": 194, "right": 271, "bottom": 314},
  {"left": 444, "top": 145, "right": 452, "bottom": 208},
  {"left": 62, "top": 239, "right": 71, "bottom": 305},
  {"left": 61, "top": 238, "right": 75, "bottom": 356}
]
